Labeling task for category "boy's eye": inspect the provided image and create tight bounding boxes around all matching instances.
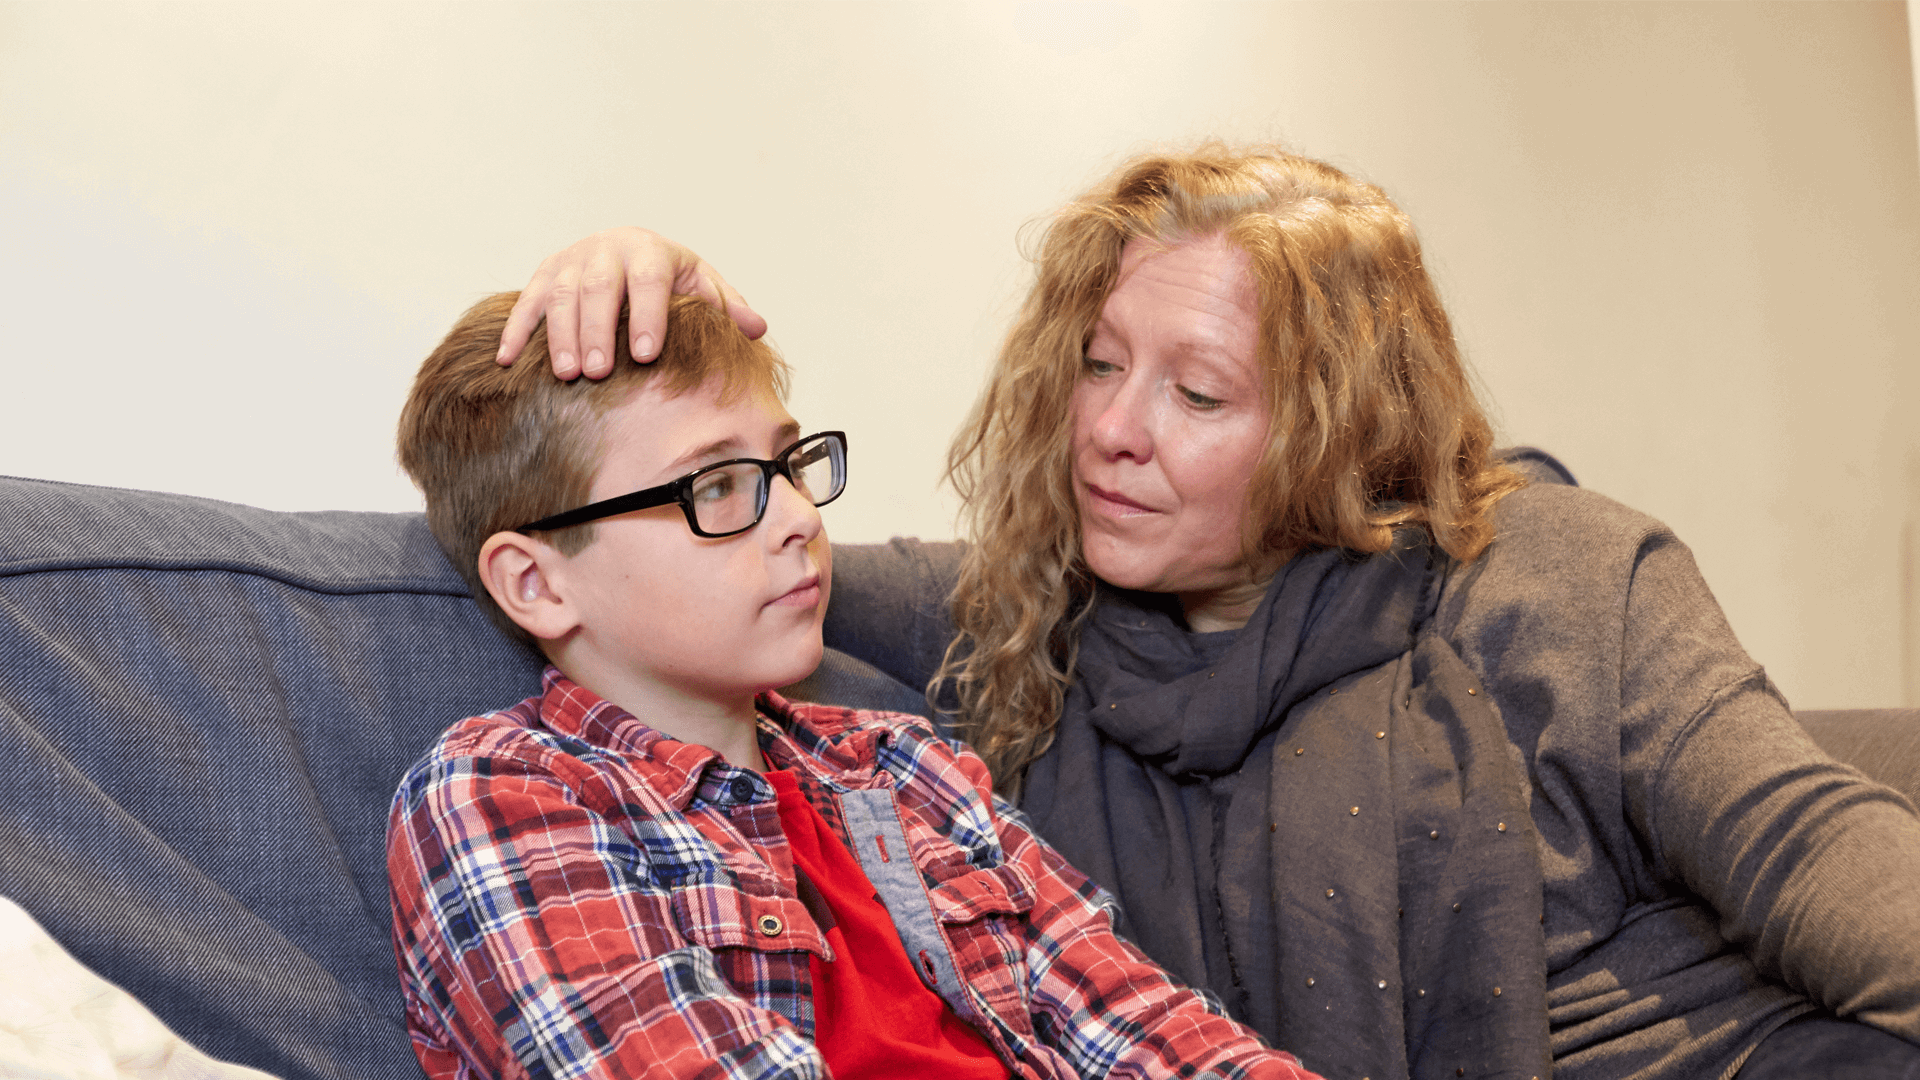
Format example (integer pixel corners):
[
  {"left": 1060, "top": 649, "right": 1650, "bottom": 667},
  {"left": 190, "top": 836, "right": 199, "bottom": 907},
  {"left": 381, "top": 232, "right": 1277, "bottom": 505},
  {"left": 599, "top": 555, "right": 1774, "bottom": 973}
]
[
  {"left": 691, "top": 469, "right": 740, "bottom": 503},
  {"left": 1178, "top": 385, "right": 1224, "bottom": 410}
]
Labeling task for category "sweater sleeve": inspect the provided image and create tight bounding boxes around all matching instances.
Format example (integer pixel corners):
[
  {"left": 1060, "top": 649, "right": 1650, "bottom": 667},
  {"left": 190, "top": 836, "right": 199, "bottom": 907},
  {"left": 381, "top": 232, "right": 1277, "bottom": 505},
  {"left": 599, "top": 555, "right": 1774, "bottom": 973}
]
[
  {"left": 823, "top": 539, "right": 965, "bottom": 692},
  {"left": 1625, "top": 534, "right": 1920, "bottom": 1040}
]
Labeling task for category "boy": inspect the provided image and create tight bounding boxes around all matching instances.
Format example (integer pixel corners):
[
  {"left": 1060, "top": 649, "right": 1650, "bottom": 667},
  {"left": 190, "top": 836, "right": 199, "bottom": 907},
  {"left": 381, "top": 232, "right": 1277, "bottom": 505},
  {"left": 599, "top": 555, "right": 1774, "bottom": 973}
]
[{"left": 388, "top": 293, "right": 1316, "bottom": 1080}]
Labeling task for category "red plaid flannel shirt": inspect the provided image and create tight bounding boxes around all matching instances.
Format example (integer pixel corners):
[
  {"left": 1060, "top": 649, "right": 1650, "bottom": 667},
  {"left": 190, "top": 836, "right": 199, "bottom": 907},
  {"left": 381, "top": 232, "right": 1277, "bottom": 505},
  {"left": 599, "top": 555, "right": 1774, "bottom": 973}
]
[{"left": 388, "top": 668, "right": 1317, "bottom": 1080}]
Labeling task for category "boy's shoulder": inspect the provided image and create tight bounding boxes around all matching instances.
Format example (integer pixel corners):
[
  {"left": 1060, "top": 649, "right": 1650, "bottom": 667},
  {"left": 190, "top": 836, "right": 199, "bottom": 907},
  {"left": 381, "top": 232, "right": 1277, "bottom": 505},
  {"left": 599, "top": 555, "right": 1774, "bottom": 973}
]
[
  {"left": 417, "top": 689, "right": 635, "bottom": 769},
  {"left": 424, "top": 694, "right": 552, "bottom": 759},
  {"left": 392, "top": 677, "right": 701, "bottom": 817},
  {"left": 392, "top": 694, "right": 606, "bottom": 810}
]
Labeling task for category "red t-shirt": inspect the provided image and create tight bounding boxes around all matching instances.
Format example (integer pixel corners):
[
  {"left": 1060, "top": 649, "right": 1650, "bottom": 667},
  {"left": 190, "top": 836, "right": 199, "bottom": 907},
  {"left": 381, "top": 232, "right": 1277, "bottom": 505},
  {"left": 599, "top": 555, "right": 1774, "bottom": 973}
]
[{"left": 765, "top": 769, "right": 1007, "bottom": 1079}]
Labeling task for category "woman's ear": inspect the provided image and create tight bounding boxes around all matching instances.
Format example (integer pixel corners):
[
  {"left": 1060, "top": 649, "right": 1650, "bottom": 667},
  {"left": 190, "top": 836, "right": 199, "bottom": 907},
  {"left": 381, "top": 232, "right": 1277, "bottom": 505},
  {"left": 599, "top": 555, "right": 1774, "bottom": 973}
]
[{"left": 478, "top": 531, "right": 580, "bottom": 643}]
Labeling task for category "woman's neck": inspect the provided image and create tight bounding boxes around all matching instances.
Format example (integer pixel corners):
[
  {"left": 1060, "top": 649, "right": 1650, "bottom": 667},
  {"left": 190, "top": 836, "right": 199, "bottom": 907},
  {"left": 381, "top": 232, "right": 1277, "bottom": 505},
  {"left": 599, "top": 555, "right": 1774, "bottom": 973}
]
[
  {"left": 1174, "top": 549, "right": 1293, "bottom": 633},
  {"left": 1178, "top": 575, "right": 1273, "bottom": 633}
]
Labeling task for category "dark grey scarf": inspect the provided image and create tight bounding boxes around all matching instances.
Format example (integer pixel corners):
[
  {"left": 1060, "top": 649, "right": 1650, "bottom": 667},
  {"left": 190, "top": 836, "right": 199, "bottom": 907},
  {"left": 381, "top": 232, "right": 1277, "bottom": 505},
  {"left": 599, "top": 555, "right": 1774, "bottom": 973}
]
[{"left": 1021, "top": 534, "right": 1551, "bottom": 1080}]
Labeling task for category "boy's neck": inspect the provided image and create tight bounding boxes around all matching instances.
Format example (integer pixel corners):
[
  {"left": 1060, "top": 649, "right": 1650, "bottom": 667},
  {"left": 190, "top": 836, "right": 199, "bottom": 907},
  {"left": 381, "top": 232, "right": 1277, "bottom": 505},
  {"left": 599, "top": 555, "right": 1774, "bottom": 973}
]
[{"left": 554, "top": 654, "right": 767, "bottom": 772}]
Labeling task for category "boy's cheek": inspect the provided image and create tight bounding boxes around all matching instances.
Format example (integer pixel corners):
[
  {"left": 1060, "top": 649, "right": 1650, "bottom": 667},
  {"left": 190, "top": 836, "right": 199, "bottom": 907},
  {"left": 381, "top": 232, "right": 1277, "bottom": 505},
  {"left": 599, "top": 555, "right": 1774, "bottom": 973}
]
[{"left": 812, "top": 537, "right": 834, "bottom": 608}]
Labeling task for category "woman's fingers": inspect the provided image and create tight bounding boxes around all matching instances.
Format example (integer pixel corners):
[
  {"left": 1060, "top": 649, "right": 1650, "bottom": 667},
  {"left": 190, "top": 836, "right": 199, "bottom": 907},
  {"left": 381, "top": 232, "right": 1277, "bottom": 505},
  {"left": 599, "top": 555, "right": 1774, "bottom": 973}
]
[
  {"left": 574, "top": 248, "right": 628, "bottom": 379},
  {"left": 498, "top": 228, "right": 766, "bottom": 379},
  {"left": 623, "top": 258, "right": 673, "bottom": 368},
  {"left": 499, "top": 255, "right": 576, "bottom": 378},
  {"left": 692, "top": 261, "right": 768, "bottom": 341},
  {"left": 623, "top": 240, "right": 767, "bottom": 364},
  {"left": 542, "top": 262, "right": 588, "bottom": 380},
  {"left": 627, "top": 256, "right": 768, "bottom": 361}
]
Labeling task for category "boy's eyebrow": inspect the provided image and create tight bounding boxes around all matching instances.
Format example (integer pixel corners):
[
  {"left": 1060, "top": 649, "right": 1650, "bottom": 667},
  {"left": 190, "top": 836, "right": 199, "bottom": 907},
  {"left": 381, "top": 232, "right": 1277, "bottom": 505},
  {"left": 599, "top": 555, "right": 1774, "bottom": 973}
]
[
  {"left": 663, "top": 437, "right": 746, "bottom": 476},
  {"left": 662, "top": 421, "right": 804, "bottom": 477}
]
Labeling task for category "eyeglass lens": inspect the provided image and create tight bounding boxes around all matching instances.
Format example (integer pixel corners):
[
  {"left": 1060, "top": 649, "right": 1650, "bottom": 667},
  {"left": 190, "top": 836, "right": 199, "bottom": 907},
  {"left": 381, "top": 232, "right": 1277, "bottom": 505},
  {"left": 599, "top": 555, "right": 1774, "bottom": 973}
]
[{"left": 688, "top": 435, "right": 844, "bottom": 535}]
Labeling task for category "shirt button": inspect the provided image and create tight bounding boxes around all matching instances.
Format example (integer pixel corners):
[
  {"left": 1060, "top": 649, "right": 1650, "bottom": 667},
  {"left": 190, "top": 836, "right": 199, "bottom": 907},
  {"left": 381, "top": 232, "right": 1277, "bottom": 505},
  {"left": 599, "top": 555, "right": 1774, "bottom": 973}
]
[
  {"left": 757, "top": 914, "right": 783, "bottom": 936},
  {"left": 729, "top": 777, "right": 756, "bottom": 803}
]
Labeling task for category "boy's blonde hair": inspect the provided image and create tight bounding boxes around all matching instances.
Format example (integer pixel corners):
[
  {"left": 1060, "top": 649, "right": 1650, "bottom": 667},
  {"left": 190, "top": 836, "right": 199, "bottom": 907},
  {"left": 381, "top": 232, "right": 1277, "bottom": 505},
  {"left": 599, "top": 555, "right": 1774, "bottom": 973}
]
[{"left": 398, "top": 294, "right": 789, "bottom": 646}]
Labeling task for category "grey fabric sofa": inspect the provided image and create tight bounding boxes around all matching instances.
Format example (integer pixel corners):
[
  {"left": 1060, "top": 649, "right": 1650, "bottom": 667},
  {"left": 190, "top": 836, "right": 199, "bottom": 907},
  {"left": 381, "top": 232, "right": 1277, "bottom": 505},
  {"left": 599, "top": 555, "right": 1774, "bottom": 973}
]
[
  {"left": 1, "top": 474, "right": 1914, "bottom": 1080},
  {"left": 0, "top": 476, "right": 924, "bottom": 1080}
]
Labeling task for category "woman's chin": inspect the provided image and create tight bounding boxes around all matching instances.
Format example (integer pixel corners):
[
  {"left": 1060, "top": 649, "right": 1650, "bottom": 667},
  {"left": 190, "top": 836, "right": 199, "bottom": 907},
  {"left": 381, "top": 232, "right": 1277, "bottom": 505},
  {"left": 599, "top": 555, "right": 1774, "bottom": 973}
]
[
  {"left": 1084, "top": 540, "right": 1258, "bottom": 601},
  {"left": 1082, "top": 543, "right": 1175, "bottom": 594}
]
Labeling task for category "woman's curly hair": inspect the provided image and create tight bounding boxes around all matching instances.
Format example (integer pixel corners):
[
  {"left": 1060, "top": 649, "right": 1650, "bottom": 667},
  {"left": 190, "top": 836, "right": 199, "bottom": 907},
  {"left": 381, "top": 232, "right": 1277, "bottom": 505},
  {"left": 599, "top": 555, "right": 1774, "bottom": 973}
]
[{"left": 939, "top": 144, "right": 1526, "bottom": 790}]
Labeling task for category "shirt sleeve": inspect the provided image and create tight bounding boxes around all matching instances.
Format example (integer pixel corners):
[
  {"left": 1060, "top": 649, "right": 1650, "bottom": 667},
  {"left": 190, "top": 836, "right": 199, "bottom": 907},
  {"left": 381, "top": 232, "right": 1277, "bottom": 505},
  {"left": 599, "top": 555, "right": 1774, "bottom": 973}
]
[
  {"left": 1625, "top": 534, "right": 1920, "bottom": 1039},
  {"left": 960, "top": 752, "right": 1322, "bottom": 1080},
  {"left": 387, "top": 746, "right": 827, "bottom": 1080},
  {"left": 822, "top": 539, "right": 965, "bottom": 692}
]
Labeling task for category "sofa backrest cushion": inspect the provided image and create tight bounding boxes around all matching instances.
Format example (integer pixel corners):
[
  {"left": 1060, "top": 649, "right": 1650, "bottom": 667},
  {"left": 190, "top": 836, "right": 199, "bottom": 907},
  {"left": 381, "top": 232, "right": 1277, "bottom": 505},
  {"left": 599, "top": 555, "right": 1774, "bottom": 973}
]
[
  {"left": 1795, "top": 707, "right": 1920, "bottom": 805},
  {"left": 0, "top": 476, "right": 922, "bottom": 1080}
]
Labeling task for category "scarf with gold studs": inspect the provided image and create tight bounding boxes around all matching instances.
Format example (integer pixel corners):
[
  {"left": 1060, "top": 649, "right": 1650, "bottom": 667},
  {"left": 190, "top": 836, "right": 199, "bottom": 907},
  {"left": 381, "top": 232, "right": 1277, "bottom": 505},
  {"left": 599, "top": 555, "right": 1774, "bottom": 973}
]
[{"left": 1021, "top": 532, "right": 1551, "bottom": 1080}]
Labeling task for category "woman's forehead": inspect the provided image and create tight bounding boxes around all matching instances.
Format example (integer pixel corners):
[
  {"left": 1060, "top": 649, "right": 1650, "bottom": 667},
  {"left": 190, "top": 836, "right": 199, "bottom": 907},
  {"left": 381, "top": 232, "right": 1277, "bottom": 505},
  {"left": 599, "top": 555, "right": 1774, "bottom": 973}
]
[{"left": 1099, "top": 238, "right": 1258, "bottom": 348}]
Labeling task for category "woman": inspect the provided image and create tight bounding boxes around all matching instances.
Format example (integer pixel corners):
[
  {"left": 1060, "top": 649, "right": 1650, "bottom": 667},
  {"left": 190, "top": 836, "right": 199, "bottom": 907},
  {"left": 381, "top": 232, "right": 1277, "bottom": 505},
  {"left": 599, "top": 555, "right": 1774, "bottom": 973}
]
[{"left": 502, "top": 147, "right": 1920, "bottom": 1079}]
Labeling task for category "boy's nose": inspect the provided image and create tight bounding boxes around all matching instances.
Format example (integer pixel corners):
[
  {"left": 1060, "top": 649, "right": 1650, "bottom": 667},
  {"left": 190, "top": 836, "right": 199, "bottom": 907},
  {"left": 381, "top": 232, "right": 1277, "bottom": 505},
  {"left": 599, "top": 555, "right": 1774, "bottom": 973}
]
[{"left": 764, "top": 475, "right": 824, "bottom": 548}]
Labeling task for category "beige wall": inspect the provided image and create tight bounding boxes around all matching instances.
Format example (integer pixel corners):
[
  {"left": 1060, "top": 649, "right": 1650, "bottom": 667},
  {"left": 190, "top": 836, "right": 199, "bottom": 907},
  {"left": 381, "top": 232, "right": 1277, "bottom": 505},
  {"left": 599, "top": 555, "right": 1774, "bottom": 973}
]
[
  {"left": 3, "top": 2, "right": 1917, "bottom": 710},
  {"left": 1908, "top": 0, "right": 1920, "bottom": 712}
]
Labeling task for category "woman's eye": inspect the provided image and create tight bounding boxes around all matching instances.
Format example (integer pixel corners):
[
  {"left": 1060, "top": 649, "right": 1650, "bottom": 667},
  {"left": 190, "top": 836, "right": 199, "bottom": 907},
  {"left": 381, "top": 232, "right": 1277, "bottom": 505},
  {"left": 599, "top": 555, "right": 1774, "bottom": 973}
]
[
  {"left": 1179, "top": 385, "right": 1224, "bottom": 410},
  {"left": 1083, "top": 357, "right": 1119, "bottom": 377}
]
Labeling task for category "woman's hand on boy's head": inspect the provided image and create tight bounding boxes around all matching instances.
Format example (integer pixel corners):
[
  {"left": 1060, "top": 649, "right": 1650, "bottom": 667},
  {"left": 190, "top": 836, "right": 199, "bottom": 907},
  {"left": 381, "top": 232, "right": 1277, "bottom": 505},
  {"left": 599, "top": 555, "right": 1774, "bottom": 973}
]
[{"left": 498, "top": 227, "right": 767, "bottom": 380}]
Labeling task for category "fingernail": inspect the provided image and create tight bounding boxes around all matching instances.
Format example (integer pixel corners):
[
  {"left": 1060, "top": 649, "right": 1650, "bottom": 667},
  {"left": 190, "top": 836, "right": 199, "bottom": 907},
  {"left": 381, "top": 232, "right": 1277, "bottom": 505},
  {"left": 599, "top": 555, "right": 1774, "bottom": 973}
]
[
  {"left": 557, "top": 350, "right": 575, "bottom": 372},
  {"left": 587, "top": 348, "right": 605, "bottom": 372},
  {"left": 634, "top": 332, "right": 656, "bottom": 359}
]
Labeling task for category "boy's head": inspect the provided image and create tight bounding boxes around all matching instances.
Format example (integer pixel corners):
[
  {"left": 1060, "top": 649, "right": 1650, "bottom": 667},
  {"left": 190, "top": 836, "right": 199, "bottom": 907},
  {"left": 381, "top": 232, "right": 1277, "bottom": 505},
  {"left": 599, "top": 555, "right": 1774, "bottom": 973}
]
[{"left": 398, "top": 293, "right": 803, "bottom": 656}]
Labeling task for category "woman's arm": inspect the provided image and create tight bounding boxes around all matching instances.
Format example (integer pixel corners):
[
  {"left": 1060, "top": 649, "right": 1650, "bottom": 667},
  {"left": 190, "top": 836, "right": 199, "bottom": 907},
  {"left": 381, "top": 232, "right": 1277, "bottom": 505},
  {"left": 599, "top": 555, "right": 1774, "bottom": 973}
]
[
  {"left": 825, "top": 539, "right": 966, "bottom": 695},
  {"left": 1622, "top": 537, "right": 1920, "bottom": 1039},
  {"left": 499, "top": 227, "right": 766, "bottom": 379},
  {"left": 1653, "top": 678, "right": 1920, "bottom": 1036}
]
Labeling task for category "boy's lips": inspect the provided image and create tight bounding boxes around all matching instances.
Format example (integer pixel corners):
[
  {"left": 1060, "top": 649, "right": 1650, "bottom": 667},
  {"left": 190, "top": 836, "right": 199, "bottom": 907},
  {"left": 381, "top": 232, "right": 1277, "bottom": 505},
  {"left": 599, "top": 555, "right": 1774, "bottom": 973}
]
[{"left": 769, "top": 574, "right": 821, "bottom": 608}]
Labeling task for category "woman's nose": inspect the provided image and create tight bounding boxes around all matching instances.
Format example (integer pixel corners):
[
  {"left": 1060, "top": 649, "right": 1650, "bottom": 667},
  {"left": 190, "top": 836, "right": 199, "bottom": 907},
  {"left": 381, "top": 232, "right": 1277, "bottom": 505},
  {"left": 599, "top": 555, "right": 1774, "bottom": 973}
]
[{"left": 1089, "top": 383, "right": 1154, "bottom": 463}]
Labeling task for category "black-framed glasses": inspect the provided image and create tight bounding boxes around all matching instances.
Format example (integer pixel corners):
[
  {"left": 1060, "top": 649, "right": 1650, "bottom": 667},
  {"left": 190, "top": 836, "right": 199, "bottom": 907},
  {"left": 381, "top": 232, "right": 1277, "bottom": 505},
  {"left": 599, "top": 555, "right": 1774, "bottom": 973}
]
[{"left": 515, "top": 431, "right": 847, "bottom": 539}]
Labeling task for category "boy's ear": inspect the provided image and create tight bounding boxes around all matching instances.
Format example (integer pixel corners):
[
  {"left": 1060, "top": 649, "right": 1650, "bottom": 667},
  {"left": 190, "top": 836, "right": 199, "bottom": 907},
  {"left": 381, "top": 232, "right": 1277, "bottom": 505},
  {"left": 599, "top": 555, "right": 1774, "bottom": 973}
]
[{"left": 478, "top": 531, "right": 581, "bottom": 644}]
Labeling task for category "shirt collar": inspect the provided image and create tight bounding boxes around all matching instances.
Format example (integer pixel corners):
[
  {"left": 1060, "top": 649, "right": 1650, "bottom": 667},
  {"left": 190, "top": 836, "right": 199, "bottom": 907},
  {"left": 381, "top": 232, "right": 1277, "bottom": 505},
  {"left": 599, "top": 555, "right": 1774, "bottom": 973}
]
[
  {"left": 758, "top": 692, "right": 899, "bottom": 790},
  {"left": 534, "top": 666, "right": 732, "bottom": 810},
  {"left": 532, "top": 667, "right": 910, "bottom": 809}
]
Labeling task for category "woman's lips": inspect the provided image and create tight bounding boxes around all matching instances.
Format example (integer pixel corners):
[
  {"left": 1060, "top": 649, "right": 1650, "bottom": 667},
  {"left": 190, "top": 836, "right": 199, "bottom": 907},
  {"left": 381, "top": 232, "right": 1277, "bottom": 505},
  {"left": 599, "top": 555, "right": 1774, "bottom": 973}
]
[{"left": 1084, "top": 482, "right": 1157, "bottom": 517}]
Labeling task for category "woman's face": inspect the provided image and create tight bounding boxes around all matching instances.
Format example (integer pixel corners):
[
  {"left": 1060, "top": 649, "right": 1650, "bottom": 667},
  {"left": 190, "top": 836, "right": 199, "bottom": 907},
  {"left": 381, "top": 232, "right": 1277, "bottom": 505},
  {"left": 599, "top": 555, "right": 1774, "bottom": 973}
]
[{"left": 1070, "top": 234, "right": 1273, "bottom": 619}]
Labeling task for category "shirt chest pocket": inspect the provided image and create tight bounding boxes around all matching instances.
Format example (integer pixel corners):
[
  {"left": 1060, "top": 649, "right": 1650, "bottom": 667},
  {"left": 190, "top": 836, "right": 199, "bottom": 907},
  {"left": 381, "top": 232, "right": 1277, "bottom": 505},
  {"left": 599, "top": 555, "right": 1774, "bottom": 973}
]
[
  {"left": 669, "top": 878, "right": 833, "bottom": 961},
  {"left": 926, "top": 862, "right": 1036, "bottom": 924},
  {"left": 924, "top": 862, "right": 1041, "bottom": 1044}
]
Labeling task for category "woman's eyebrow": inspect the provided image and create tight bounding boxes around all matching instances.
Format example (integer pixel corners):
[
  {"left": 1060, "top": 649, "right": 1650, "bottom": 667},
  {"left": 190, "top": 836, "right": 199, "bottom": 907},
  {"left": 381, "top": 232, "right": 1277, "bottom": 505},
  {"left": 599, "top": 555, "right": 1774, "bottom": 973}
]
[{"left": 1172, "top": 341, "right": 1248, "bottom": 370}]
